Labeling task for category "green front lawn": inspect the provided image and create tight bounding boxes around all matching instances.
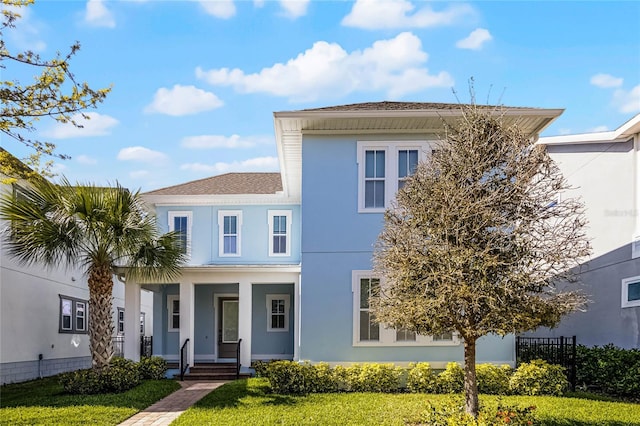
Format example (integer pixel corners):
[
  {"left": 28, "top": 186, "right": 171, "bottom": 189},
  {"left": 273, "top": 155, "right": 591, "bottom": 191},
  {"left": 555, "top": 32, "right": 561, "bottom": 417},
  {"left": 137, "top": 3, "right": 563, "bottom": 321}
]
[
  {"left": 173, "top": 378, "right": 640, "bottom": 426},
  {"left": 0, "top": 376, "right": 181, "bottom": 426}
]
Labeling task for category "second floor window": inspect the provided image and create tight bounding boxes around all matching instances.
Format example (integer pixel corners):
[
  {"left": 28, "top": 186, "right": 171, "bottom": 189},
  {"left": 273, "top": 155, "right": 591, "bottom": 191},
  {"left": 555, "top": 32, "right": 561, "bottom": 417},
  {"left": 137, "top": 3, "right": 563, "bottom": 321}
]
[
  {"left": 168, "top": 211, "right": 192, "bottom": 257},
  {"left": 358, "top": 141, "right": 430, "bottom": 213},
  {"left": 117, "top": 308, "right": 125, "bottom": 334},
  {"left": 268, "top": 210, "right": 292, "bottom": 256},
  {"left": 218, "top": 211, "right": 242, "bottom": 256}
]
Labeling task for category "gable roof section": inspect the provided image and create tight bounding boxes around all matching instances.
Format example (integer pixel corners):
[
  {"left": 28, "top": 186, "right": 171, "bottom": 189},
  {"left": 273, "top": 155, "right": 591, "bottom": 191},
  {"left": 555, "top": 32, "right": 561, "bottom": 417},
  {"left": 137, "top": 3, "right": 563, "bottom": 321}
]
[
  {"left": 274, "top": 101, "right": 564, "bottom": 200},
  {"left": 144, "top": 172, "right": 282, "bottom": 196}
]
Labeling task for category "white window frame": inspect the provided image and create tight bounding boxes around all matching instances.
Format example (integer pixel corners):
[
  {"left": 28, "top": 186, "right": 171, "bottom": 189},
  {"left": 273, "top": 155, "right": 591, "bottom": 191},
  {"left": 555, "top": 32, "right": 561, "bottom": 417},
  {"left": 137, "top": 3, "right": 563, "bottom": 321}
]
[
  {"left": 168, "top": 295, "right": 180, "bottom": 332},
  {"left": 266, "top": 294, "right": 290, "bottom": 332},
  {"left": 168, "top": 211, "right": 192, "bottom": 258},
  {"left": 218, "top": 210, "right": 242, "bottom": 257},
  {"left": 59, "top": 295, "right": 88, "bottom": 334},
  {"left": 357, "top": 141, "right": 431, "bottom": 213},
  {"left": 117, "top": 307, "right": 125, "bottom": 335},
  {"left": 268, "top": 210, "right": 292, "bottom": 257},
  {"left": 622, "top": 275, "right": 640, "bottom": 308},
  {"left": 352, "top": 270, "right": 461, "bottom": 347}
]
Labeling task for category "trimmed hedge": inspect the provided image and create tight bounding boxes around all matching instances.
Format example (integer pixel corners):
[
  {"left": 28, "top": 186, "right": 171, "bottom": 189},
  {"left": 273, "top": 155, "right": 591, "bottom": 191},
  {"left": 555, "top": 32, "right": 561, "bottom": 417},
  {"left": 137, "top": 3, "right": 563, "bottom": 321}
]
[
  {"left": 60, "top": 356, "right": 169, "bottom": 395},
  {"left": 261, "top": 360, "right": 567, "bottom": 396},
  {"left": 576, "top": 344, "right": 640, "bottom": 398}
]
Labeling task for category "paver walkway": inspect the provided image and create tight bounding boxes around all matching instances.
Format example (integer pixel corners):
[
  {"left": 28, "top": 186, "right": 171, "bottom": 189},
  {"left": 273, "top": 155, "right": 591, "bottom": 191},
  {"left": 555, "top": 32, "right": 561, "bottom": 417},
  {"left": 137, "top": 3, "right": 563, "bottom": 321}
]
[{"left": 118, "top": 381, "right": 226, "bottom": 426}]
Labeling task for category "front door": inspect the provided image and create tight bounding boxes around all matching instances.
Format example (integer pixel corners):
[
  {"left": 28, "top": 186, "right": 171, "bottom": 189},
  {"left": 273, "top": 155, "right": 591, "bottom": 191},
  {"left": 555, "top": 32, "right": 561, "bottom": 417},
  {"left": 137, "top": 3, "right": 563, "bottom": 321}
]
[{"left": 218, "top": 298, "right": 239, "bottom": 359}]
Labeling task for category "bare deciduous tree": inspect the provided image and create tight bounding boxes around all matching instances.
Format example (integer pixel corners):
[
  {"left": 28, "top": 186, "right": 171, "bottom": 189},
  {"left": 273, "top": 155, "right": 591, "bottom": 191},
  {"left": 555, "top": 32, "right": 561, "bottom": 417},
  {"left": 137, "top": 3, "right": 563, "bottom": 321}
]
[{"left": 371, "top": 105, "right": 590, "bottom": 417}]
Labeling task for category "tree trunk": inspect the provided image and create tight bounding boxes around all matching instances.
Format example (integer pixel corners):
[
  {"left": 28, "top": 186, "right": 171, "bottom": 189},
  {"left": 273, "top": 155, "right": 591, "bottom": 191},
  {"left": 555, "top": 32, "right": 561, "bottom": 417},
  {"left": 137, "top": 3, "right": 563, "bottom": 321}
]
[
  {"left": 88, "top": 264, "right": 114, "bottom": 371},
  {"left": 464, "top": 337, "right": 479, "bottom": 417}
]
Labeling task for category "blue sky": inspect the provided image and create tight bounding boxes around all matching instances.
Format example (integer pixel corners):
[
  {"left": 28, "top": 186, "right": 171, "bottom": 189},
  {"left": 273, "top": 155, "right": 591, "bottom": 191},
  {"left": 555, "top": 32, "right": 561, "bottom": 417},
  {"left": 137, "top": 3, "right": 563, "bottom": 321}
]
[{"left": 4, "top": 0, "right": 639, "bottom": 192}]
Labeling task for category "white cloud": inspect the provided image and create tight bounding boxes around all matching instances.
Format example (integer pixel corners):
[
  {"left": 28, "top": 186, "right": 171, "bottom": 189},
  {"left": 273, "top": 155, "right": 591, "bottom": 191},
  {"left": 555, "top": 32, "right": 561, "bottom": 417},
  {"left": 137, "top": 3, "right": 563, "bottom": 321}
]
[
  {"left": 85, "top": 0, "right": 116, "bottom": 28},
  {"left": 44, "top": 112, "right": 119, "bottom": 139},
  {"left": 613, "top": 84, "right": 640, "bottom": 113},
  {"left": 279, "top": 0, "right": 310, "bottom": 18},
  {"left": 590, "top": 73, "right": 623, "bottom": 88},
  {"left": 199, "top": 0, "right": 236, "bottom": 19},
  {"left": 5, "top": 4, "right": 46, "bottom": 52},
  {"left": 180, "top": 156, "right": 279, "bottom": 174},
  {"left": 144, "top": 84, "right": 223, "bottom": 116},
  {"left": 254, "top": 0, "right": 265, "bottom": 7},
  {"left": 196, "top": 32, "right": 454, "bottom": 102},
  {"left": 456, "top": 28, "right": 492, "bottom": 50},
  {"left": 588, "top": 125, "right": 609, "bottom": 133},
  {"left": 76, "top": 155, "right": 97, "bottom": 165},
  {"left": 117, "top": 147, "right": 169, "bottom": 164},
  {"left": 181, "top": 134, "right": 271, "bottom": 149},
  {"left": 130, "top": 170, "right": 150, "bottom": 179},
  {"left": 342, "top": 0, "right": 473, "bottom": 30}
]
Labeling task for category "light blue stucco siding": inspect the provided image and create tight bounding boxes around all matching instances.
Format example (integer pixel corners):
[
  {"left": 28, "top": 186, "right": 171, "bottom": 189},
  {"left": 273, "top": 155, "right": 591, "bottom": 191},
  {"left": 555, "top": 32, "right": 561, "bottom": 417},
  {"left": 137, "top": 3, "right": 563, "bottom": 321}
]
[
  {"left": 153, "top": 284, "right": 180, "bottom": 358},
  {"left": 300, "top": 134, "right": 515, "bottom": 365},
  {"left": 252, "top": 284, "right": 295, "bottom": 359},
  {"left": 193, "top": 284, "right": 238, "bottom": 358},
  {"left": 154, "top": 204, "right": 300, "bottom": 265}
]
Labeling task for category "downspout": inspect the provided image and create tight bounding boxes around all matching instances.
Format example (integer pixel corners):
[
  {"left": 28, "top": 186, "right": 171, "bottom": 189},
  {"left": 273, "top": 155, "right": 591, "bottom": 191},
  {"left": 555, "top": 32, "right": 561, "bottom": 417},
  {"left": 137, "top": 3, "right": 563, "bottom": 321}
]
[{"left": 634, "top": 133, "right": 640, "bottom": 258}]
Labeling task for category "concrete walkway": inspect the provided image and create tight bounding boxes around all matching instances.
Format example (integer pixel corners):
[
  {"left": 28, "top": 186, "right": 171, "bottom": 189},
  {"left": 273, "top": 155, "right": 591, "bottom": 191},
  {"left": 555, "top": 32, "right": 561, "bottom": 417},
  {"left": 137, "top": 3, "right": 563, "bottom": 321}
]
[{"left": 118, "top": 381, "right": 226, "bottom": 426}]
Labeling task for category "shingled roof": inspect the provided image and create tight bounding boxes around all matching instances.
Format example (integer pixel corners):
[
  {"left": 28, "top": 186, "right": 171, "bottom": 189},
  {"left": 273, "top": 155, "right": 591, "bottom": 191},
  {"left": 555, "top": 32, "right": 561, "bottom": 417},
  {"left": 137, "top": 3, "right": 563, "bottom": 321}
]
[
  {"left": 299, "top": 101, "right": 533, "bottom": 112},
  {"left": 144, "top": 172, "right": 282, "bottom": 196}
]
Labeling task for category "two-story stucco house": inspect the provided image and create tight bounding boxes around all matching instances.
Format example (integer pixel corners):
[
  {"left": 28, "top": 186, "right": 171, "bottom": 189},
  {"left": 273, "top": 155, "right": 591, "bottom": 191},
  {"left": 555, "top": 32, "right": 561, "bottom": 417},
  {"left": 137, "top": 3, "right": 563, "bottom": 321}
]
[
  {"left": 524, "top": 113, "right": 640, "bottom": 349},
  {"left": 133, "top": 102, "right": 566, "bottom": 375}
]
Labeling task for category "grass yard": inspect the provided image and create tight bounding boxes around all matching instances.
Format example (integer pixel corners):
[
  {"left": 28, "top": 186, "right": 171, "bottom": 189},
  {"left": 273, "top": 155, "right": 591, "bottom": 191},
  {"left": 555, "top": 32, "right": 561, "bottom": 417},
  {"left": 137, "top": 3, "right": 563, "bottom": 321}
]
[
  {"left": 173, "top": 378, "right": 640, "bottom": 426},
  {"left": 0, "top": 376, "right": 181, "bottom": 426}
]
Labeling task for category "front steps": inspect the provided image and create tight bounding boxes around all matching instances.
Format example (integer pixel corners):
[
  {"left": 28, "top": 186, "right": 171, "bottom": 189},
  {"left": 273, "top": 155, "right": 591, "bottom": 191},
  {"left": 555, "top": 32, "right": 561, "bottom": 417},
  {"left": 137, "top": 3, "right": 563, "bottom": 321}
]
[{"left": 175, "top": 362, "right": 251, "bottom": 381}]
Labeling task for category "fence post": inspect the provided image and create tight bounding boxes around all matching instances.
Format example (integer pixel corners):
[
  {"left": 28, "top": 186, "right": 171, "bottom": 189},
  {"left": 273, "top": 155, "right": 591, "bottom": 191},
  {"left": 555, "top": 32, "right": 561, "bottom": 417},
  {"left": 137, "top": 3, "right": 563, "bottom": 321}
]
[{"left": 571, "top": 335, "right": 576, "bottom": 391}]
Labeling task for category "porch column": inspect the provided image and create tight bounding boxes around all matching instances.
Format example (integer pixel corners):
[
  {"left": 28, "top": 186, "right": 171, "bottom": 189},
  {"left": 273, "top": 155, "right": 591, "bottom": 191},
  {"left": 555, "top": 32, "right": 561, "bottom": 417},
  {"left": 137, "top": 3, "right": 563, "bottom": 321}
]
[
  {"left": 124, "top": 282, "right": 141, "bottom": 361},
  {"left": 294, "top": 274, "right": 301, "bottom": 361},
  {"left": 238, "top": 279, "right": 252, "bottom": 368},
  {"left": 179, "top": 280, "right": 195, "bottom": 367}
]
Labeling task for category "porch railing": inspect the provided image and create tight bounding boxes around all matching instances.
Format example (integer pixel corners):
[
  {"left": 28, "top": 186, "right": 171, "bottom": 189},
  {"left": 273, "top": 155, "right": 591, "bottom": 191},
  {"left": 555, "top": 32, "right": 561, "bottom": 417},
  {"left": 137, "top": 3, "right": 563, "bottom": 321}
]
[
  {"left": 180, "top": 338, "right": 190, "bottom": 381},
  {"left": 236, "top": 338, "right": 242, "bottom": 379},
  {"left": 516, "top": 335, "right": 576, "bottom": 391}
]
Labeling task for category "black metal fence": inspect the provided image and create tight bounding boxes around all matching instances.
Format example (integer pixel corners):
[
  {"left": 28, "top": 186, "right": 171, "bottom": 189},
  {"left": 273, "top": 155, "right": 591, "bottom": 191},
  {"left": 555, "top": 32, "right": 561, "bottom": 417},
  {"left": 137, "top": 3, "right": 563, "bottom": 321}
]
[
  {"left": 515, "top": 335, "right": 576, "bottom": 391},
  {"left": 112, "top": 335, "right": 153, "bottom": 358}
]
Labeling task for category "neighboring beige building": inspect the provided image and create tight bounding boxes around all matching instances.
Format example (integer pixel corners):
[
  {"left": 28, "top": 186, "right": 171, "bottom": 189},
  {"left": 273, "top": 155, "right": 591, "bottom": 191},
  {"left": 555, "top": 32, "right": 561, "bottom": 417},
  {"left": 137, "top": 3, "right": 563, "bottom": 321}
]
[{"left": 525, "top": 114, "right": 640, "bottom": 348}]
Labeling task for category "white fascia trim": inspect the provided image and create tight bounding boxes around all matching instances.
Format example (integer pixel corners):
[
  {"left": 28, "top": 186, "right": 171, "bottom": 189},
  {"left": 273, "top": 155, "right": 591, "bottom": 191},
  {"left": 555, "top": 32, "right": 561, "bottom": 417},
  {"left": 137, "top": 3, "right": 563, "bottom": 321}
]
[
  {"left": 274, "top": 107, "right": 564, "bottom": 120},
  {"left": 180, "top": 264, "right": 302, "bottom": 274},
  {"left": 539, "top": 113, "right": 640, "bottom": 146}
]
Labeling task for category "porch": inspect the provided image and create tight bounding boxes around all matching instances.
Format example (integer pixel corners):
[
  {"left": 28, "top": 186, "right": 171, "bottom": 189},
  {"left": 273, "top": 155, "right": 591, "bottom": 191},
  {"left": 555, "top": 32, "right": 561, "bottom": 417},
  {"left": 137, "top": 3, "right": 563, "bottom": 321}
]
[{"left": 121, "top": 266, "right": 300, "bottom": 375}]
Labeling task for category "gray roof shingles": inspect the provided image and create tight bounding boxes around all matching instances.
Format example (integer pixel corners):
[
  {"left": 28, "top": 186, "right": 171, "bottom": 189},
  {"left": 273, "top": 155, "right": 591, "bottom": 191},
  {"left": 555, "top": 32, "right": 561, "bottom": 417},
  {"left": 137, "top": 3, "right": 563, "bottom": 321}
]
[{"left": 144, "top": 172, "right": 282, "bottom": 196}]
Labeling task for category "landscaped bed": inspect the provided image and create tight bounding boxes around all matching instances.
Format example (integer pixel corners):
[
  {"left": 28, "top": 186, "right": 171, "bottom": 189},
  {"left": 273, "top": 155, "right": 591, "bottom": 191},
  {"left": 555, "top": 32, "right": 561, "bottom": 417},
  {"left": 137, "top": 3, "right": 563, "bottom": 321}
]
[
  {"left": 172, "top": 378, "right": 640, "bottom": 426},
  {"left": 0, "top": 376, "right": 181, "bottom": 426}
]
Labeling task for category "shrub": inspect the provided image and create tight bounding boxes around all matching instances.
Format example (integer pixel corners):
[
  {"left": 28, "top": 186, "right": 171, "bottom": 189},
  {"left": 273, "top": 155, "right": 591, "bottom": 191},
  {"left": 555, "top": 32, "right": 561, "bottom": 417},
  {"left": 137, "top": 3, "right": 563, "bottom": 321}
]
[
  {"left": 437, "top": 362, "right": 464, "bottom": 393},
  {"left": 349, "top": 363, "right": 401, "bottom": 393},
  {"left": 309, "top": 362, "right": 338, "bottom": 393},
  {"left": 576, "top": 344, "right": 640, "bottom": 398},
  {"left": 138, "top": 356, "right": 168, "bottom": 380},
  {"left": 407, "top": 362, "right": 438, "bottom": 393},
  {"left": 509, "top": 359, "right": 567, "bottom": 396},
  {"left": 60, "top": 358, "right": 141, "bottom": 395},
  {"left": 252, "top": 360, "right": 269, "bottom": 378},
  {"left": 266, "top": 360, "right": 309, "bottom": 395},
  {"left": 102, "top": 357, "right": 141, "bottom": 392},
  {"left": 476, "top": 364, "right": 512, "bottom": 395},
  {"left": 415, "top": 398, "right": 537, "bottom": 426}
]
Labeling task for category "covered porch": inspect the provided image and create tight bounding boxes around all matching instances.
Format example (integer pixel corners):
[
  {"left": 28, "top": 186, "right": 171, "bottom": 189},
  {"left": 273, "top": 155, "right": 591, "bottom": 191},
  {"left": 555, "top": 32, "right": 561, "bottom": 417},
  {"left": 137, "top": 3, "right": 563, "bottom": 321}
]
[{"left": 122, "top": 265, "right": 301, "bottom": 375}]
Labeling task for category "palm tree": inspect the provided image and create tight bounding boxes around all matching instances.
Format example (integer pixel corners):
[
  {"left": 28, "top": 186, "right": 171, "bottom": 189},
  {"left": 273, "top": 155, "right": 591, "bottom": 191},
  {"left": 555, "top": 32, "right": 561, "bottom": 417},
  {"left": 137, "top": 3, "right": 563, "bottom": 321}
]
[{"left": 0, "top": 177, "right": 185, "bottom": 370}]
